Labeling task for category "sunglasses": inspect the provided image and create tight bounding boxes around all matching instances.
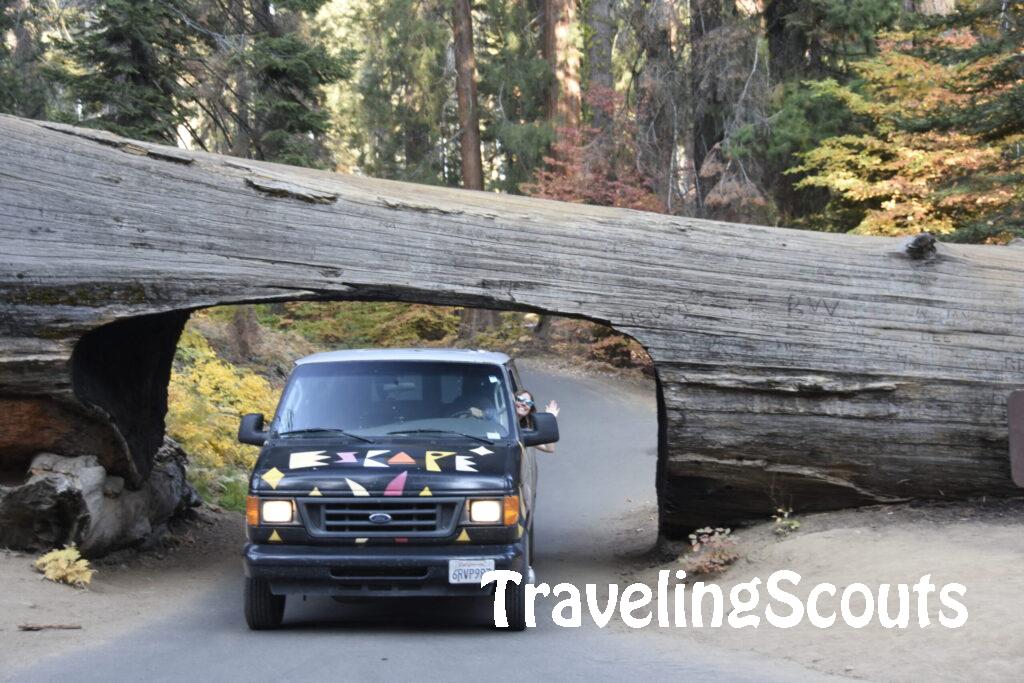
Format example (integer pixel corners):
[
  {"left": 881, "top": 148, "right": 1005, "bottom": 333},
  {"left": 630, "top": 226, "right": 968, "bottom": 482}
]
[{"left": 515, "top": 397, "right": 535, "bottom": 407}]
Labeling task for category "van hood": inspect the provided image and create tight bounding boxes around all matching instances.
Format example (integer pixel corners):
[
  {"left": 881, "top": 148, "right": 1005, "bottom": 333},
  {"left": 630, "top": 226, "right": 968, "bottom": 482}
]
[{"left": 251, "top": 439, "right": 516, "bottom": 496}]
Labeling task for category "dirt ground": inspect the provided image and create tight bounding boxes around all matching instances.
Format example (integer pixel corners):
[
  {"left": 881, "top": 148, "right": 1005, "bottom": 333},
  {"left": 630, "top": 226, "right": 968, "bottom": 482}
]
[
  {"left": 4, "top": 495, "right": 1024, "bottom": 681},
  {"left": 0, "top": 507, "right": 244, "bottom": 677},
  {"left": 631, "top": 499, "right": 1024, "bottom": 682}
]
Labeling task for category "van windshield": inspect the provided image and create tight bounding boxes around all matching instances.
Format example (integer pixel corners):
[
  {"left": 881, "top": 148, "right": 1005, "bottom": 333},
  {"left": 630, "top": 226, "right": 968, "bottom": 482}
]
[{"left": 271, "top": 360, "right": 513, "bottom": 442}]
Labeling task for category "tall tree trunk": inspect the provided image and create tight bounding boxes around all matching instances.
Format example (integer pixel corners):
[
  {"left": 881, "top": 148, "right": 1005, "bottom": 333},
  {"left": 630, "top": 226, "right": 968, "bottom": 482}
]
[
  {"left": 690, "top": 0, "right": 726, "bottom": 206},
  {"left": 635, "top": 0, "right": 680, "bottom": 209},
  {"left": 452, "top": 0, "right": 484, "bottom": 190},
  {"left": 585, "top": 0, "right": 616, "bottom": 132},
  {"left": 232, "top": 305, "right": 261, "bottom": 359},
  {"left": 542, "top": 0, "right": 582, "bottom": 129},
  {"left": 458, "top": 308, "right": 500, "bottom": 340}
]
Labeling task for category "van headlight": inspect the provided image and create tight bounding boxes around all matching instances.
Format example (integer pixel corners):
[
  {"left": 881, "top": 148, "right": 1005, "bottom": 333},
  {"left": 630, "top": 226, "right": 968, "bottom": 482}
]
[
  {"left": 466, "top": 496, "right": 519, "bottom": 526},
  {"left": 261, "top": 499, "right": 296, "bottom": 524},
  {"left": 468, "top": 499, "right": 502, "bottom": 523}
]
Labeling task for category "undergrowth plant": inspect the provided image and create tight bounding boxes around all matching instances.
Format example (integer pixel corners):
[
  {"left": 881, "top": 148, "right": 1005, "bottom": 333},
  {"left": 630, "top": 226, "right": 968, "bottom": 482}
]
[
  {"left": 35, "top": 546, "right": 94, "bottom": 588},
  {"left": 772, "top": 507, "right": 801, "bottom": 537},
  {"left": 682, "top": 527, "right": 740, "bottom": 575}
]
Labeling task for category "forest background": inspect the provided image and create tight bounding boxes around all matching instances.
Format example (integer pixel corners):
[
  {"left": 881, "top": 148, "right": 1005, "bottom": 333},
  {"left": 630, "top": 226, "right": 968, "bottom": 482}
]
[{"left": 2, "top": 0, "right": 1021, "bottom": 507}]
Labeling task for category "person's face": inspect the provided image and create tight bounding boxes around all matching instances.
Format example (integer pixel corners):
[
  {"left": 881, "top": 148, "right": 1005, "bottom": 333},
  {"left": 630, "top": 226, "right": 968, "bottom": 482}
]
[{"left": 514, "top": 393, "right": 534, "bottom": 417}]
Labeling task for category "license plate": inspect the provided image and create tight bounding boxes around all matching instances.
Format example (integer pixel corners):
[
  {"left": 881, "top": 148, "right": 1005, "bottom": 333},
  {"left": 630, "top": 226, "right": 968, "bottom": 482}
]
[{"left": 448, "top": 559, "right": 495, "bottom": 584}]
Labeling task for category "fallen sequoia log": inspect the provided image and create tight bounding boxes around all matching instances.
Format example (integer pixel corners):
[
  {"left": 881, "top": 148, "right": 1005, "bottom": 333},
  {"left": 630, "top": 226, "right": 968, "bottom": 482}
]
[{"left": 1, "top": 113, "right": 1023, "bottom": 547}]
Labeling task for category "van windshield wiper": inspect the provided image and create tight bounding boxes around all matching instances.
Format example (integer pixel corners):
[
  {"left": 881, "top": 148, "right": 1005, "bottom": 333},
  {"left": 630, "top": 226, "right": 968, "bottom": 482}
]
[
  {"left": 275, "top": 428, "right": 372, "bottom": 443},
  {"left": 386, "top": 429, "right": 494, "bottom": 445}
]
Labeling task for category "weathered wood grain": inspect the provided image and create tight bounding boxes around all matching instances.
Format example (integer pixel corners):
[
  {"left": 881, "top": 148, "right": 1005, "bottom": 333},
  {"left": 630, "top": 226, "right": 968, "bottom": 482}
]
[{"left": 1, "top": 114, "right": 1022, "bottom": 536}]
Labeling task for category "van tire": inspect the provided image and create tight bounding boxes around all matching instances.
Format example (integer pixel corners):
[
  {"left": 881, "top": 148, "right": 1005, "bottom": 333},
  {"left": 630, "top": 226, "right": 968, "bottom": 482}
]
[
  {"left": 245, "top": 577, "right": 285, "bottom": 630},
  {"left": 495, "top": 533, "right": 530, "bottom": 631},
  {"left": 502, "top": 576, "right": 527, "bottom": 631}
]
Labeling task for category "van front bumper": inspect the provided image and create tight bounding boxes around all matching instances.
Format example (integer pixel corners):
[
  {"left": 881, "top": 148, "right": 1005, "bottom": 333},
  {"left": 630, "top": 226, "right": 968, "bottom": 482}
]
[{"left": 244, "top": 541, "right": 527, "bottom": 598}]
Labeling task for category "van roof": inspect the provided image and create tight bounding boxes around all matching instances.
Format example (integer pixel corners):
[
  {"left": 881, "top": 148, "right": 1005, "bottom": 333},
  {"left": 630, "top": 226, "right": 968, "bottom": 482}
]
[{"left": 295, "top": 348, "right": 512, "bottom": 366}]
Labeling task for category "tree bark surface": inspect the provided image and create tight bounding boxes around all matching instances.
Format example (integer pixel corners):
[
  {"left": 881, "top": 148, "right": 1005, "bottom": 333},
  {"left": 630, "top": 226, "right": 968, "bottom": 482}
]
[
  {"left": 452, "top": 0, "right": 484, "bottom": 190},
  {"left": 542, "top": 0, "right": 582, "bottom": 129},
  {"left": 2, "top": 115, "right": 1023, "bottom": 535},
  {"left": 585, "top": 0, "right": 615, "bottom": 132}
]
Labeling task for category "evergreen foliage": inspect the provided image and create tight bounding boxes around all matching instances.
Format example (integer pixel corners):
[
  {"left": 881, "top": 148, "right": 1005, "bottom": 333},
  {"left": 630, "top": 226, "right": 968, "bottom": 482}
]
[
  {"left": 241, "top": 1, "right": 354, "bottom": 166},
  {"left": 0, "top": 0, "right": 1019, "bottom": 241},
  {"left": 58, "top": 0, "right": 196, "bottom": 143},
  {"left": 477, "top": 0, "right": 553, "bottom": 192},
  {"left": 790, "top": 1, "right": 1024, "bottom": 240},
  {"left": 341, "top": 0, "right": 458, "bottom": 184}
]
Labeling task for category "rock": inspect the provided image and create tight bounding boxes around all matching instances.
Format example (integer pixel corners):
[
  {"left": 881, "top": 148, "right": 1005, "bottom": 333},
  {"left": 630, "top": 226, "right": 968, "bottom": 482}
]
[
  {"left": 102, "top": 476, "right": 124, "bottom": 497},
  {"left": 0, "top": 437, "right": 199, "bottom": 557}
]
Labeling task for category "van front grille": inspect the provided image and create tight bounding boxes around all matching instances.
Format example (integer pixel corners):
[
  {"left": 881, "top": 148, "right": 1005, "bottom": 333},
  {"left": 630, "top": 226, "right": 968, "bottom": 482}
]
[{"left": 300, "top": 497, "right": 462, "bottom": 538}]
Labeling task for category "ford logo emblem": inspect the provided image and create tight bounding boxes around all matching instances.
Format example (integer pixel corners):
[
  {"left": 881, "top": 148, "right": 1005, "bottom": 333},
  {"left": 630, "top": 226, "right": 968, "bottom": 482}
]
[{"left": 369, "top": 513, "right": 392, "bottom": 525}]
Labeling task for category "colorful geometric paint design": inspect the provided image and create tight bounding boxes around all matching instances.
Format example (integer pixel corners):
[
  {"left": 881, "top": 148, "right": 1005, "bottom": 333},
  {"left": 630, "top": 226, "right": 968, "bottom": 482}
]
[
  {"left": 336, "top": 451, "right": 358, "bottom": 464},
  {"left": 418, "top": 486, "right": 433, "bottom": 497},
  {"left": 308, "top": 486, "right": 322, "bottom": 497},
  {"left": 289, "top": 450, "right": 329, "bottom": 470},
  {"left": 346, "top": 478, "right": 369, "bottom": 496},
  {"left": 355, "top": 537, "right": 368, "bottom": 545},
  {"left": 364, "top": 450, "right": 390, "bottom": 468},
  {"left": 425, "top": 451, "right": 456, "bottom": 472},
  {"left": 455, "top": 455, "right": 477, "bottom": 472},
  {"left": 260, "top": 467, "right": 285, "bottom": 489},
  {"left": 268, "top": 530, "right": 282, "bottom": 542},
  {"left": 383, "top": 471, "right": 408, "bottom": 496},
  {"left": 455, "top": 529, "right": 471, "bottom": 543},
  {"left": 470, "top": 446, "right": 493, "bottom": 456},
  {"left": 388, "top": 451, "right": 416, "bottom": 465}
]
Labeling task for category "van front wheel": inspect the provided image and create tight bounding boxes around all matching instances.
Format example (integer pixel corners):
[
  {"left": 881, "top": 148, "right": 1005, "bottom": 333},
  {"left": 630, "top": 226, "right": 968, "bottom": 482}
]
[
  {"left": 244, "top": 577, "right": 285, "bottom": 630},
  {"left": 495, "top": 534, "right": 530, "bottom": 631}
]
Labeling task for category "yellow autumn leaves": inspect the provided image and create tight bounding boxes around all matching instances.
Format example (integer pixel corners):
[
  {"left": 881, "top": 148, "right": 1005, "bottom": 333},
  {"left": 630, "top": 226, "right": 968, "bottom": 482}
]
[
  {"left": 35, "top": 547, "right": 95, "bottom": 588},
  {"left": 166, "top": 328, "right": 279, "bottom": 471}
]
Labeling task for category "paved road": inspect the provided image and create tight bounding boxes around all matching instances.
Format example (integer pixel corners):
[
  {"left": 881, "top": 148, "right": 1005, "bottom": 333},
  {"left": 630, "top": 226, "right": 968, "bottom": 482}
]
[{"left": 13, "top": 366, "right": 841, "bottom": 682}]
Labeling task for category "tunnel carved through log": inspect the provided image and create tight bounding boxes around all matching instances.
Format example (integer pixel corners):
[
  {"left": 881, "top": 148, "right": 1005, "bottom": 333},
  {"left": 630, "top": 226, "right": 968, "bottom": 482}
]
[{"left": 1, "top": 114, "right": 1023, "bottom": 537}]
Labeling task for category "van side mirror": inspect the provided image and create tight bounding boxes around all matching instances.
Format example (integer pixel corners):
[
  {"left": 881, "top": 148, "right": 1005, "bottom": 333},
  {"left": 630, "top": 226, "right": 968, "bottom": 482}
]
[
  {"left": 522, "top": 412, "right": 559, "bottom": 448},
  {"left": 238, "top": 413, "right": 268, "bottom": 446}
]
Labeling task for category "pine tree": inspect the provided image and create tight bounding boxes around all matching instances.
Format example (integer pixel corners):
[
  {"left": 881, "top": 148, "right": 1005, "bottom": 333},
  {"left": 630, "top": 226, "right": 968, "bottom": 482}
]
[
  {"left": 244, "top": 0, "right": 352, "bottom": 167},
  {"left": 59, "top": 0, "right": 196, "bottom": 143},
  {"left": 788, "top": 1, "right": 1024, "bottom": 241},
  {"left": 727, "top": 0, "right": 902, "bottom": 223},
  {"left": 476, "top": 0, "right": 553, "bottom": 193},
  {"left": 342, "top": 0, "right": 458, "bottom": 184},
  {"left": 186, "top": 0, "right": 353, "bottom": 168}
]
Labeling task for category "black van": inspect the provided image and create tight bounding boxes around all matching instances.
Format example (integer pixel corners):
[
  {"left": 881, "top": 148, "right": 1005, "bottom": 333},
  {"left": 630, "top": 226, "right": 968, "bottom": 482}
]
[{"left": 238, "top": 348, "right": 558, "bottom": 631}]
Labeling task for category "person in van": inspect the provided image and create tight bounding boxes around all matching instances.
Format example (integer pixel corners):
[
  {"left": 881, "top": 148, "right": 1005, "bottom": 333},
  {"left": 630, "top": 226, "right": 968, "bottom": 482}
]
[{"left": 515, "top": 390, "right": 559, "bottom": 453}]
